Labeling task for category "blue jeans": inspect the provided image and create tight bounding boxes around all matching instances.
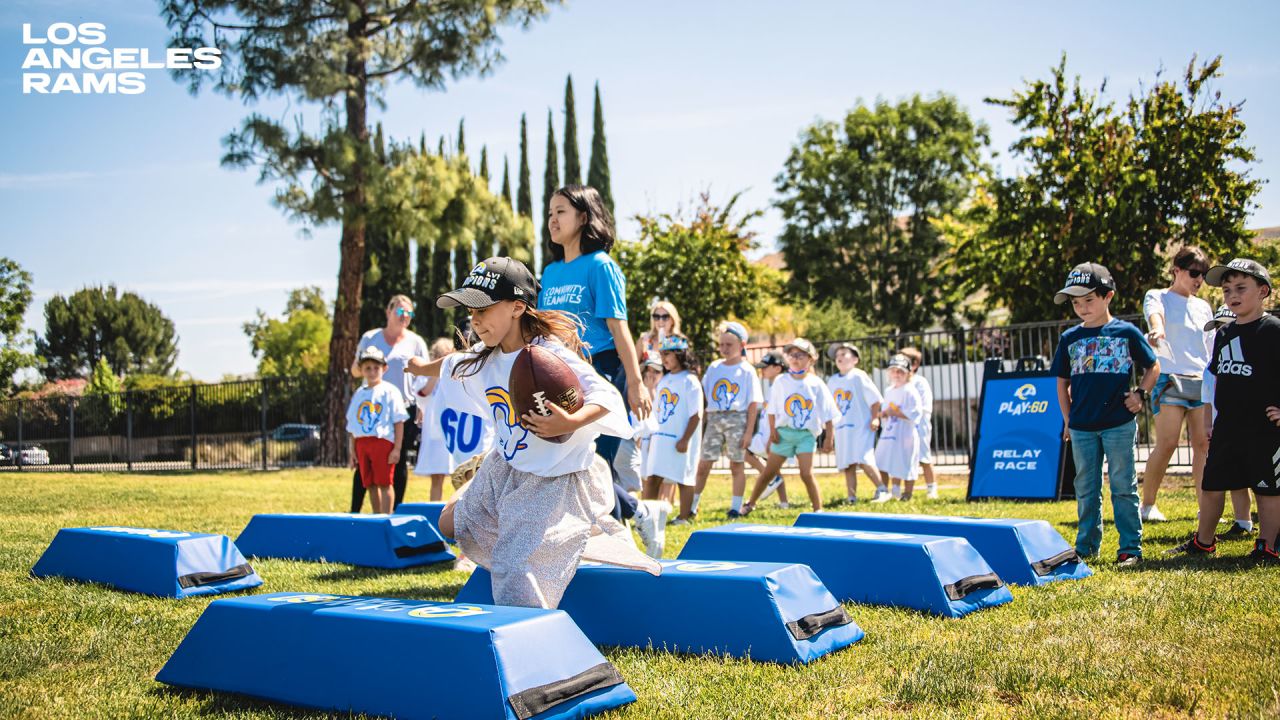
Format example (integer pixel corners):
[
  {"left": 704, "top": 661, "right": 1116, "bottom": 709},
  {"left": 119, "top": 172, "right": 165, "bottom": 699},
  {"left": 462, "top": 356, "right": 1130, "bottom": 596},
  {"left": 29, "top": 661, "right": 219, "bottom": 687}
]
[{"left": 1068, "top": 418, "right": 1142, "bottom": 558}]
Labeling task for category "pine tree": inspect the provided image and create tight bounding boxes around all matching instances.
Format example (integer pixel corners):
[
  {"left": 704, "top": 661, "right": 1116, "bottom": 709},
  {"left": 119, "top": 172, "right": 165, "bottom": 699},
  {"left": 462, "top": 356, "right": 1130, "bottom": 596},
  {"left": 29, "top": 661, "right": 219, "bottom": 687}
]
[
  {"left": 478, "top": 145, "right": 489, "bottom": 182},
  {"left": 587, "top": 81, "right": 614, "bottom": 214},
  {"left": 563, "top": 75, "right": 581, "bottom": 186},
  {"left": 541, "top": 109, "right": 560, "bottom": 270},
  {"left": 517, "top": 114, "right": 533, "bottom": 218}
]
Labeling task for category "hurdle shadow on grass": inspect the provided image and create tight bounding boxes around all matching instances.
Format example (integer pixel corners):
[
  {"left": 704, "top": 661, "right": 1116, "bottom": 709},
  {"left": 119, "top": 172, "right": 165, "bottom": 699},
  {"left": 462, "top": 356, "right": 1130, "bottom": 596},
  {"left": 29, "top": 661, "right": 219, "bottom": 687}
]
[
  {"left": 312, "top": 559, "right": 457, "bottom": 583},
  {"left": 153, "top": 686, "right": 343, "bottom": 719}
]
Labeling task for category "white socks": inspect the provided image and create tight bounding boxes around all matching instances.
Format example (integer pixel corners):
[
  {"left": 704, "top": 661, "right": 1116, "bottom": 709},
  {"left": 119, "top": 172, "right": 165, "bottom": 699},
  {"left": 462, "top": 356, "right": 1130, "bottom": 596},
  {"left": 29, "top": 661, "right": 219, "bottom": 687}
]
[
  {"left": 690, "top": 493, "right": 702, "bottom": 514},
  {"left": 730, "top": 496, "right": 742, "bottom": 512}
]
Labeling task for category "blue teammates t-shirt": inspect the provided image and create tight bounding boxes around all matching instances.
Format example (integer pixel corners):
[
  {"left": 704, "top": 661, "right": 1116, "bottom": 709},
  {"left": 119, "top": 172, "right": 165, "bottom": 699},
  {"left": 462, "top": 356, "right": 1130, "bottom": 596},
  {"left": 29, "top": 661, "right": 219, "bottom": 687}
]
[
  {"left": 1051, "top": 317, "right": 1157, "bottom": 431},
  {"left": 539, "top": 250, "right": 629, "bottom": 355}
]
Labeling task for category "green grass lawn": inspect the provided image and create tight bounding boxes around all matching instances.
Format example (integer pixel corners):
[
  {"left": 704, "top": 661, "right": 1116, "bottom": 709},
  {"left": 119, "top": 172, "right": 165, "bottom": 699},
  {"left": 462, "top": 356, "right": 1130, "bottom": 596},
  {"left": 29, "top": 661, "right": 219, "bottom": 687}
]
[{"left": 1, "top": 469, "right": 1277, "bottom": 719}]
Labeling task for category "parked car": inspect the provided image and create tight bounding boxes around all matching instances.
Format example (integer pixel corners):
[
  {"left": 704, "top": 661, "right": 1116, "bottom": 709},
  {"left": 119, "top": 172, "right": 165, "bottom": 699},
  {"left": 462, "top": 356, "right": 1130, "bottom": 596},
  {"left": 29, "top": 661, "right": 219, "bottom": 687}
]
[
  {"left": 2, "top": 443, "right": 50, "bottom": 466},
  {"left": 250, "top": 424, "right": 321, "bottom": 445}
]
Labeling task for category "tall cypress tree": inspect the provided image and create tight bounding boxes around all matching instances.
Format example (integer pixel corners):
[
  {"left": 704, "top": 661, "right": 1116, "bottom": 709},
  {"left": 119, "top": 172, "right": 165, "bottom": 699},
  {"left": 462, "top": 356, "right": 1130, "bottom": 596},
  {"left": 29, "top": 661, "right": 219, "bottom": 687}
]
[
  {"left": 541, "top": 109, "right": 560, "bottom": 270},
  {"left": 478, "top": 145, "right": 489, "bottom": 182},
  {"left": 563, "top": 75, "right": 581, "bottom": 186},
  {"left": 360, "top": 123, "right": 410, "bottom": 331},
  {"left": 517, "top": 114, "right": 532, "bottom": 219},
  {"left": 501, "top": 156, "right": 512, "bottom": 208},
  {"left": 427, "top": 235, "right": 453, "bottom": 338},
  {"left": 587, "top": 81, "right": 614, "bottom": 215},
  {"left": 457, "top": 118, "right": 466, "bottom": 156},
  {"left": 413, "top": 236, "right": 434, "bottom": 338}
]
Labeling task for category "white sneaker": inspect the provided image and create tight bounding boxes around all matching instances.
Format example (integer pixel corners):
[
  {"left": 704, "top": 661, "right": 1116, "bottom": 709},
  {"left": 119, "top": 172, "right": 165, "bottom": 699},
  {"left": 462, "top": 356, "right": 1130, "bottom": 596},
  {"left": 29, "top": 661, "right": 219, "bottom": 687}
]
[
  {"left": 846, "top": 496, "right": 859, "bottom": 505},
  {"left": 453, "top": 556, "right": 477, "bottom": 573},
  {"left": 870, "top": 489, "right": 893, "bottom": 504},
  {"left": 634, "top": 500, "right": 670, "bottom": 558},
  {"left": 759, "top": 475, "right": 784, "bottom": 501},
  {"left": 891, "top": 486, "right": 902, "bottom": 500},
  {"left": 926, "top": 485, "right": 939, "bottom": 500},
  {"left": 1140, "top": 505, "right": 1167, "bottom": 522}
]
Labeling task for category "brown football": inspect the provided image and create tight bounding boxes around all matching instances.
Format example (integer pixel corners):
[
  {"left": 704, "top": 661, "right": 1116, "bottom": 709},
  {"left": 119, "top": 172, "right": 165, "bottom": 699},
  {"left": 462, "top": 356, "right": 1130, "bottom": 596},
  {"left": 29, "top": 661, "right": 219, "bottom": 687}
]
[{"left": 509, "top": 344, "right": 586, "bottom": 444}]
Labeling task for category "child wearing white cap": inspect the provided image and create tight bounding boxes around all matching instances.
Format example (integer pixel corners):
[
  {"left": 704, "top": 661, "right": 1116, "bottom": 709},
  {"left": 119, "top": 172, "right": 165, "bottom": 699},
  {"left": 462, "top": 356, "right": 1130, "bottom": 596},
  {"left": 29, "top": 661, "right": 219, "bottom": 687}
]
[
  {"left": 692, "top": 321, "right": 763, "bottom": 519},
  {"left": 875, "top": 354, "right": 923, "bottom": 501}
]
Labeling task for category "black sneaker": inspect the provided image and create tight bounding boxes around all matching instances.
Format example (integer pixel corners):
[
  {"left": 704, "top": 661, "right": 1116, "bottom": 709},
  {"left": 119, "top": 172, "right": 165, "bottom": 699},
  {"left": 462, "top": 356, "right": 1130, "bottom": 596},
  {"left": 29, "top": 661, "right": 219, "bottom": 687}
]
[
  {"left": 1115, "top": 553, "right": 1142, "bottom": 568},
  {"left": 1167, "top": 532, "right": 1216, "bottom": 556},
  {"left": 1218, "top": 521, "right": 1255, "bottom": 540},
  {"left": 1247, "top": 539, "right": 1280, "bottom": 565},
  {"left": 726, "top": 509, "right": 743, "bottom": 520}
]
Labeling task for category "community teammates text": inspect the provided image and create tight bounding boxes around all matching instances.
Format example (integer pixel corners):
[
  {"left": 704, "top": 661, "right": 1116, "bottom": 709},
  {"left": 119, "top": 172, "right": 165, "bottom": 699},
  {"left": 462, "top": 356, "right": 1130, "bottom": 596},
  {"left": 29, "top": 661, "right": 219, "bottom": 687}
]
[{"left": 21, "top": 23, "right": 221, "bottom": 94}]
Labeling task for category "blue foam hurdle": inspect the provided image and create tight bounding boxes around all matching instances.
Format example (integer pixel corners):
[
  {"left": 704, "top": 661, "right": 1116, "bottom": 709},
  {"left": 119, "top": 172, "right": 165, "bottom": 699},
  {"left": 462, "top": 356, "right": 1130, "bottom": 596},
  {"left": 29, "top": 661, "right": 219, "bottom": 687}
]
[
  {"left": 31, "top": 526, "right": 262, "bottom": 598},
  {"left": 678, "top": 524, "right": 1013, "bottom": 618},
  {"left": 394, "top": 502, "right": 451, "bottom": 541},
  {"left": 235, "top": 513, "right": 453, "bottom": 569},
  {"left": 794, "top": 512, "right": 1091, "bottom": 586},
  {"left": 456, "top": 560, "right": 863, "bottom": 664},
  {"left": 157, "top": 592, "right": 634, "bottom": 720}
]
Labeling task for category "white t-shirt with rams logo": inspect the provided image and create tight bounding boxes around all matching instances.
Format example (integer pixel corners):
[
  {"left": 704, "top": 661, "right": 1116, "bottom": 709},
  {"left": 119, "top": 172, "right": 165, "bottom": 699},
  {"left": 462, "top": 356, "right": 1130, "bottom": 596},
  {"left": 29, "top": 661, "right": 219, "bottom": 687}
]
[
  {"left": 768, "top": 372, "right": 838, "bottom": 437},
  {"left": 648, "top": 370, "right": 704, "bottom": 484},
  {"left": 440, "top": 336, "right": 631, "bottom": 477},
  {"left": 702, "top": 358, "right": 763, "bottom": 413},
  {"left": 346, "top": 381, "right": 410, "bottom": 441}
]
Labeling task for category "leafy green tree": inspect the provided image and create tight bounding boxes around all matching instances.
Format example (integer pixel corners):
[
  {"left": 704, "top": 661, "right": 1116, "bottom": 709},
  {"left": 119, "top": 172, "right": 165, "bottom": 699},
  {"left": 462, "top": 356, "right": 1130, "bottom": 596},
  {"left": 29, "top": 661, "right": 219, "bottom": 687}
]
[
  {"left": 563, "top": 75, "right": 581, "bottom": 186},
  {"left": 617, "top": 193, "right": 768, "bottom": 358},
  {"left": 244, "top": 287, "right": 331, "bottom": 377},
  {"left": 541, "top": 109, "right": 560, "bottom": 270},
  {"left": 161, "top": 0, "right": 556, "bottom": 464},
  {"left": 948, "top": 55, "right": 1262, "bottom": 322},
  {"left": 587, "top": 81, "right": 614, "bottom": 214},
  {"left": 39, "top": 286, "right": 178, "bottom": 379},
  {"left": 0, "top": 257, "right": 38, "bottom": 394},
  {"left": 776, "top": 94, "right": 988, "bottom": 331}
]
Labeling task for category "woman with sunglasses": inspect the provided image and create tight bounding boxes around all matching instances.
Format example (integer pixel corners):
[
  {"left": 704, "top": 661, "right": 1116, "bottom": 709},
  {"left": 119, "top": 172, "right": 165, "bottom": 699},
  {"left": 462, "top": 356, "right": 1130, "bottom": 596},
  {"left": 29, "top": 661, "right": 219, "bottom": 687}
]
[
  {"left": 349, "top": 294, "right": 430, "bottom": 512},
  {"left": 639, "top": 301, "right": 682, "bottom": 356},
  {"left": 1140, "top": 246, "right": 1215, "bottom": 522}
]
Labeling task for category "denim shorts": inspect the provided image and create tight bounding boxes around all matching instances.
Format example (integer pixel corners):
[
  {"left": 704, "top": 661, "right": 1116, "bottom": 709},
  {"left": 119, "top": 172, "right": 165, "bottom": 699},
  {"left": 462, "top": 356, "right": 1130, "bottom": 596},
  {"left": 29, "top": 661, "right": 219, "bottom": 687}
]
[
  {"left": 1151, "top": 373, "right": 1204, "bottom": 414},
  {"left": 770, "top": 426, "right": 816, "bottom": 458}
]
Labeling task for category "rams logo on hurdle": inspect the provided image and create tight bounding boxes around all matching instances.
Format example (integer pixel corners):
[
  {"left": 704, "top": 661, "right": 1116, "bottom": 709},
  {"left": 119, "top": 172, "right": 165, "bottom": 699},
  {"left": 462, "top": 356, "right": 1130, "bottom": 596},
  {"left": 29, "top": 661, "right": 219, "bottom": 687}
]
[
  {"left": 669, "top": 561, "right": 747, "bottom": 573},
  {"left": 657, "top": 387, "right": 679, "bottom": 424},
  {"left": 356, "top": 400, "right": 384, "bottom": 434},
  {"left": 266, "top": 594, "right": 492, "bottom": 619},
  {"left": 736, "top": 524, "right": 913, "bottom": 541},
  {"left": 711, "top": 379, "right": 740, "bottom": 410},
  {"left": 486, "top": 387, "right": 529, "bottom": 460},
  {"left": 783, "top": 394, "right": 813, "bottom": 429},
  {"left": 832, "top": 388, "right": 853, "bottom": 416}
]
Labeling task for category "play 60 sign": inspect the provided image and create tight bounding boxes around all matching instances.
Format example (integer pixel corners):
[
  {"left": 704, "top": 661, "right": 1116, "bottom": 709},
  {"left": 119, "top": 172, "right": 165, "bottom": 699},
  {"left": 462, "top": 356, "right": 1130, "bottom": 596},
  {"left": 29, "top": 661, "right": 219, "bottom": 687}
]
[{"left": 969, "top": 374, "right": 1065, "bottom": 500}]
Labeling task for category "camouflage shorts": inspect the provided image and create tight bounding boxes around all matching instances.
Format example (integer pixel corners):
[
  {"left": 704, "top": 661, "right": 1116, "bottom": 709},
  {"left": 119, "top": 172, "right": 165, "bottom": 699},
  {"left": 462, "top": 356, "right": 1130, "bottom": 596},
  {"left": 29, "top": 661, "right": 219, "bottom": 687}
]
[{"left": 701, "top": 410, "right": 748, "bottom": 463}]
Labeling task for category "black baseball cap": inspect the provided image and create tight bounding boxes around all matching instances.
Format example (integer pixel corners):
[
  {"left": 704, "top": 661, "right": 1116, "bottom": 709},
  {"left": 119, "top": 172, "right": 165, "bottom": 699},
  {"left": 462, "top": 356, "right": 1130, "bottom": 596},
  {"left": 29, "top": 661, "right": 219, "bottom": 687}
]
[
  {"left": 754, "top": 350, "right": 785, "bottom": 369},
  {"left": 1203, "top": 304, "right": 1237, "bottom": 331},
  {"left": 1053, "top": 262, "right": 1116, "bottom": 304},
  {"left": 437, "top": 257, "right": 540, "bottom": 309},
  {"left": 1205, "top": 258, "right": 1272, "bottom": 289}
]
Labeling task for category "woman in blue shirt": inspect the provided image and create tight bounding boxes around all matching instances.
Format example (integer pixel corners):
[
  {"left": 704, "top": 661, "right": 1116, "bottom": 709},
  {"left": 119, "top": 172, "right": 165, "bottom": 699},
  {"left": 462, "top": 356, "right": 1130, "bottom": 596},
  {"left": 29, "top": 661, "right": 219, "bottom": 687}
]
[{"left": 540, "top": 185, "right": 653, "bottom": 519}]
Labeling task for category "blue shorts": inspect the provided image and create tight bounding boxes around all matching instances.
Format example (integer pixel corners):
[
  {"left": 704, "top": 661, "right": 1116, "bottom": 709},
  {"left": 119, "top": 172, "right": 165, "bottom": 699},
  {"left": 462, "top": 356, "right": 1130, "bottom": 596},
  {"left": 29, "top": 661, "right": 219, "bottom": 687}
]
[
  {"left": 1150, "top": 373, "right": 1204, "bottom": 415},
  {"left": 770, "top": 426, "right": 816, "bottom": 458}
]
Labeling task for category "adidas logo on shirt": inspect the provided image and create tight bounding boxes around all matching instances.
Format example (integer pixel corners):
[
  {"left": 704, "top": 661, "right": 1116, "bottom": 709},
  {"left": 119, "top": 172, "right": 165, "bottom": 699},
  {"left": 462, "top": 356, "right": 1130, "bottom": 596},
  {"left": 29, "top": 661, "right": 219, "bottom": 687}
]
[{"left": 1216, "top": 337, "right": 1253, "bottom": 376}]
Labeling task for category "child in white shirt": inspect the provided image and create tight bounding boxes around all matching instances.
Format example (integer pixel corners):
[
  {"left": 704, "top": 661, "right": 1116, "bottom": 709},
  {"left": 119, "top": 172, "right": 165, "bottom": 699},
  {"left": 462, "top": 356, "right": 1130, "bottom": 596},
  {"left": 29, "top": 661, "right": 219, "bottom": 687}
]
[
  {"left": 826, "top": 342, "right": 887, "bottom": 503},
  {"left": 644, "top": 334, "right": 703, "bottom": 525},
  {"left": 347, "top": 346, "right": 410, "bottom": 514},
  {"left": 743, "top": 338, "right": 837, "bottom": 513},
  {"left": 692, "top": 321, "right": 762, "bottom": 519},
  {"left": 900, "top": 346, "right": 937, "bottom": 499},
  {"left": 876, "top": 354, "right": 924, "bottom": 501}
]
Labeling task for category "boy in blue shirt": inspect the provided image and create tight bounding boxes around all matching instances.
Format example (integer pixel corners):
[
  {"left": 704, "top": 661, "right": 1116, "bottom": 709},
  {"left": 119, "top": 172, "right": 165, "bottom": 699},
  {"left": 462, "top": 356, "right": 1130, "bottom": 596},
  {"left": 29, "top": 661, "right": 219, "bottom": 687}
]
[{"left": 1051, "top": 263, "right": 1160, "bottom": 566}]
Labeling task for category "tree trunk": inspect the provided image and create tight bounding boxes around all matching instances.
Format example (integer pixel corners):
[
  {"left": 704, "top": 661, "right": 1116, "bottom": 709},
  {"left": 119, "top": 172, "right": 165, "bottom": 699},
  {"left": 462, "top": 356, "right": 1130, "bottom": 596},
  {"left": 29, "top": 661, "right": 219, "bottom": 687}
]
[{"left": 319, "top": 10, "right": 370, "bottom": 466}]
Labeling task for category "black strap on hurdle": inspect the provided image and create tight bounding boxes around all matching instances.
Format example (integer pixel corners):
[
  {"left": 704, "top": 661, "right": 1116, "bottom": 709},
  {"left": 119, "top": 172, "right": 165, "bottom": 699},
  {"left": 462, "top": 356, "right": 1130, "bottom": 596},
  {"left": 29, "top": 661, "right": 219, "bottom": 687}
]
[
  {"left": 393, "top": 541, "right": 447, "bottom": 559},
  {"left": 785, "top": 606, "right": 854, "bottom": 641},
  {"left": 1031, "top": 549, "right": 1081, "bottom": 576},
  {"left": 507, "top": 662, "right": 624, "bottom": 720},
  {"left": 942, "top": 572, "right": 1004, "bottom": 601},
  {"left": 177, "top": 563, "right": 255, "bottom": 589}
]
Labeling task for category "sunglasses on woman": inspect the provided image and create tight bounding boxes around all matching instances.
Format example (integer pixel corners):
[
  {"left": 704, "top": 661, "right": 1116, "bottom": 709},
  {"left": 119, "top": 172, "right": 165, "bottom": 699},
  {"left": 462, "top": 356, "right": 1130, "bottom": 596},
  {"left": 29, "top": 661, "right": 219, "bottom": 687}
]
[
  {"left": 394, "top": 307, "right": 414, "bottom": 318},
  {"left": 651, "top": 313, "right": 671, "bottom": 320},
  {"left": 1179, "top": 266, "right": 1206, "bottom": 279}
]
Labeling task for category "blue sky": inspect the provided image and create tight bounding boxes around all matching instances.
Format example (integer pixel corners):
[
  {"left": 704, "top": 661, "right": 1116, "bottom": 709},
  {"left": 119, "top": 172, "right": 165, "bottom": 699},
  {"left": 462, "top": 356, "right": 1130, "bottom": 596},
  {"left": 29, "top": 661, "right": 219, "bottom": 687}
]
[{"left": 4, "top": 1, "right": 1279, "bottom": 380}]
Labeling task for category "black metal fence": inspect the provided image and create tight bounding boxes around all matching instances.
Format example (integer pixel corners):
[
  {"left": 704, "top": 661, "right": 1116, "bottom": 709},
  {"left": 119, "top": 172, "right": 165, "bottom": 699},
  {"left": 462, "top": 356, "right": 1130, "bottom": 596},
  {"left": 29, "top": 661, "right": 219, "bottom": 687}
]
[
  {"left": 0, "top": 314, "right": 1192, "bottom": 474},
  {"left": 0, "top": 376, "right": 324, "bottom": 472},
  {"left": 729, "top": 313, "right": 1191, "bottom": 471}
]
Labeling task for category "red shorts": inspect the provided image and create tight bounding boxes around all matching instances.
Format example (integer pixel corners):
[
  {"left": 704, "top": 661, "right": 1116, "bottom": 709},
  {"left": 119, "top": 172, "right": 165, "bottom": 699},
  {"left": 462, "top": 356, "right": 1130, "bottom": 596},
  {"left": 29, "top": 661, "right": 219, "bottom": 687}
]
[{"left": 354, "top": 437, "right": 396, "bottom": 488}]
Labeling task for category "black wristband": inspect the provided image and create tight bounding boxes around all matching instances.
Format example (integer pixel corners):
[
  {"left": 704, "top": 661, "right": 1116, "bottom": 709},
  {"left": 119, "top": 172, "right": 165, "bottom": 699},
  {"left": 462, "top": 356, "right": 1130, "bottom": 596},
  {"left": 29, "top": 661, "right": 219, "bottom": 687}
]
[{"left": 1132, "top": 387, "right": 1147, "bottom": 400}]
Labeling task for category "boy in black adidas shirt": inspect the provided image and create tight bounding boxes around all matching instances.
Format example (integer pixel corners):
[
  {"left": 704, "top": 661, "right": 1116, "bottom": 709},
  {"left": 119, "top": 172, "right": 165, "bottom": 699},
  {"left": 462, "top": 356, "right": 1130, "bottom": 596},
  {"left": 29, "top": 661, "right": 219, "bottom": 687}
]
[{"left": 1173, "top": 258, "right": 1280, "bottom": 563}]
